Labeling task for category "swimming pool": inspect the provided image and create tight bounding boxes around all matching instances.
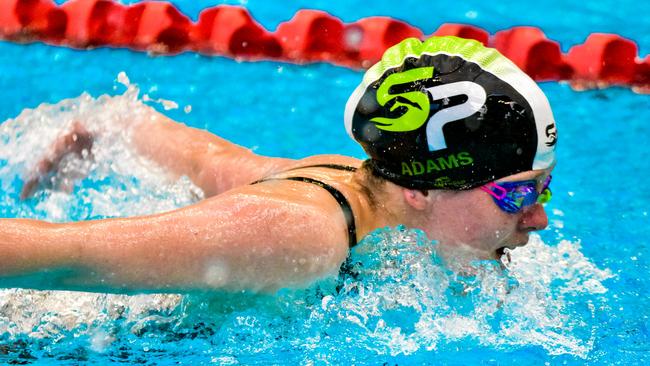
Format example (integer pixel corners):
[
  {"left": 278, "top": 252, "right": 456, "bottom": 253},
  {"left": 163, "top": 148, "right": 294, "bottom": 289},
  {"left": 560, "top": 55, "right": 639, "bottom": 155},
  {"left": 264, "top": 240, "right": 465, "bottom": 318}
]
[{"left": 1, "top": 0, "right": 649, "bottom": 364}]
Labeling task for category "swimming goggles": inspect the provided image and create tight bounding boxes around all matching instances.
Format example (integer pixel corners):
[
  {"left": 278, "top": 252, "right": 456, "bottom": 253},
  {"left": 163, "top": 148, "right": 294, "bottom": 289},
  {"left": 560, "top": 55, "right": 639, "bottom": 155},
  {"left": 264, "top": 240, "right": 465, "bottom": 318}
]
[{"left": 480, "top": 175, "right": 552, "bottom": 214}]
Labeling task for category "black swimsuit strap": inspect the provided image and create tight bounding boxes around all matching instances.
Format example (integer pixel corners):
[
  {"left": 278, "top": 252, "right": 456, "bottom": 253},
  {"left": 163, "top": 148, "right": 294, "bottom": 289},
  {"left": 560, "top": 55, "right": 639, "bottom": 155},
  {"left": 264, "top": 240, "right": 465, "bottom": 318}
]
[
  {"left": 252, "top": 176, "right": 357, "bottom": 248},
  {"left": 250, "top": 164, "right": 357, "bottom": 185},
  {"left": 284, "top": 164, "right": 358, "bottom": 172}
]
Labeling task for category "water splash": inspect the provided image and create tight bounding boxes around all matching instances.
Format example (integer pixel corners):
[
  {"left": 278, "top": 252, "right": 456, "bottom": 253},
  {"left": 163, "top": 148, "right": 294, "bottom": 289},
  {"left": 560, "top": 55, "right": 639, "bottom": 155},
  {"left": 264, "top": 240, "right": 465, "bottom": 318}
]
[
  {"left": 0, "top": 77, "right": 613, "bottom": 363},
  {"left": 0, "top": 233, "right": 613, "bottom": 362},
  {"left": 0, "top": 72, "right": 202, "bottom": 222},
  {"left": 0, "top": 74, "right": 195, "bottom": 361},
  {"left": 322, "top": 228, "right": 614, "bottom": 359}
]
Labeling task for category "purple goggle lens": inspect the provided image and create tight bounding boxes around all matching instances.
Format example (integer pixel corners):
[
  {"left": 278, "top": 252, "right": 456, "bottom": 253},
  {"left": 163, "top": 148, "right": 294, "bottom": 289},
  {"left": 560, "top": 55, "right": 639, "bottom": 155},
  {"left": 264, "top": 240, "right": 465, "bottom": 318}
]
[{"left": 481, "top": 175, "right": 552, "bottom": 214}]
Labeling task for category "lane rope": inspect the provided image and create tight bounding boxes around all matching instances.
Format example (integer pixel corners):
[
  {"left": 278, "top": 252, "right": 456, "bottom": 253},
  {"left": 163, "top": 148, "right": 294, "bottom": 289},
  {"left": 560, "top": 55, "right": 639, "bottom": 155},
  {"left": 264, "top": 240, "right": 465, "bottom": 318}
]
[{"left": 1, "top": 0, "right": 648, "bottom": 92}]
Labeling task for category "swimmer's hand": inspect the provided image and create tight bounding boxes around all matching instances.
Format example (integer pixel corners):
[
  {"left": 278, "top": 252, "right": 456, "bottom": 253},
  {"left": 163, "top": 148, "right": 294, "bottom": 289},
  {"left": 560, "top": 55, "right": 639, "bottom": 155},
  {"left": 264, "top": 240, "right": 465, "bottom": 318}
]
[{"left": 20, "top": 122, "right": 94, "bottom": 200}]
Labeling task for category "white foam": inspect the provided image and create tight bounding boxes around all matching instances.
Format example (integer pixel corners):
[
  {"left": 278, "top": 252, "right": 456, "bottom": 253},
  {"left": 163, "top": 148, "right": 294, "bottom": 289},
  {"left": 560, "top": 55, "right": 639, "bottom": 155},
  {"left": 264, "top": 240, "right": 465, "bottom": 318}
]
[
  {"left": 0, "top": 73, "right": 195, "bottom": 338},
  {"left": 331, "top": 229, "right": 613, "bottom": 358}
]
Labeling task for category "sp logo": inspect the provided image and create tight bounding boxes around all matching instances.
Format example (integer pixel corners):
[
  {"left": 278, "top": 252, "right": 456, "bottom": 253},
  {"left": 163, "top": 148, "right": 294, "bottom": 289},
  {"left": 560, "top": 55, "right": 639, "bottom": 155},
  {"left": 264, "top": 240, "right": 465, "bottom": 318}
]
[
  {"left": 545, "top": 123, "right": 557, "bottom": 147},
  {"left": 370, "top": 67, "right": 487, "bottom": 152},
  {"left": 370, "top": 67, "right": 434, "bottom": 133},
  {"left": 425, "top": 82, "right": 486, "bottom": 151}
]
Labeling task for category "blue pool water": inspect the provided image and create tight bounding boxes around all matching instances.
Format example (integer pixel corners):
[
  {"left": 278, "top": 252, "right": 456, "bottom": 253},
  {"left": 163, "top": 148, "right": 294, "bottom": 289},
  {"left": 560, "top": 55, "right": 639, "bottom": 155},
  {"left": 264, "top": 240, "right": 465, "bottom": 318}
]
[{"left": 1, "top": 0, "right": 649, "bottom": 365}]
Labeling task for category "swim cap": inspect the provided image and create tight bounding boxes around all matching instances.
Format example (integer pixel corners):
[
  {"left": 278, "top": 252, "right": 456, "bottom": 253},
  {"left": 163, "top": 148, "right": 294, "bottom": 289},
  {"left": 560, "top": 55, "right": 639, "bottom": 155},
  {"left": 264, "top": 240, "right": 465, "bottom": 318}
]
[{"left": 345, "top": 36, "right": 557, "bottom": 190}]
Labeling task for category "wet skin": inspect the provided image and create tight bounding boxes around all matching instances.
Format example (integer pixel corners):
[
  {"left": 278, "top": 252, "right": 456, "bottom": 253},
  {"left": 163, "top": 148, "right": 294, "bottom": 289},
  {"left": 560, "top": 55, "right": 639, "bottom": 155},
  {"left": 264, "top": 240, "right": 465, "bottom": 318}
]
[
  {"left": 418, "top": 169, "right": 552, "bottom": 263},
  {"left": 2, "top": 112, "right": 553, "bottom": 292}
]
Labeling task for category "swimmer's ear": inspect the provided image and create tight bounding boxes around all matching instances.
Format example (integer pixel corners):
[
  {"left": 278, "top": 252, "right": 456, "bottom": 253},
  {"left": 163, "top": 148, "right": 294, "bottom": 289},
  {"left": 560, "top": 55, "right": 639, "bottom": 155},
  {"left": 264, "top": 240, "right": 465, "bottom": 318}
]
[{"left": 402, "top": 188, "right": 430, "bottom": 211}]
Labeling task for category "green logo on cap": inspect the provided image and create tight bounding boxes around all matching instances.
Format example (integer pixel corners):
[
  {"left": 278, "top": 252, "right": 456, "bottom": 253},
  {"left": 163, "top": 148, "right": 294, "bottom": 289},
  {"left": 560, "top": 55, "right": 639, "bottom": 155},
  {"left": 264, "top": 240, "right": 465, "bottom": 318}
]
[{"left": 370, "top": 67, "right": 433, "bottom": 132}]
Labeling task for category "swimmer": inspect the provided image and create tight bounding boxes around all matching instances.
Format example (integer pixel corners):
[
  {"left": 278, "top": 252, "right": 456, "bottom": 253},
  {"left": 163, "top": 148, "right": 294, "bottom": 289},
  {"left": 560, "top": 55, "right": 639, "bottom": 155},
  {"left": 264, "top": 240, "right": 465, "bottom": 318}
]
[{"left": 0, "top": 36, "right": 556, "bottom": 293}]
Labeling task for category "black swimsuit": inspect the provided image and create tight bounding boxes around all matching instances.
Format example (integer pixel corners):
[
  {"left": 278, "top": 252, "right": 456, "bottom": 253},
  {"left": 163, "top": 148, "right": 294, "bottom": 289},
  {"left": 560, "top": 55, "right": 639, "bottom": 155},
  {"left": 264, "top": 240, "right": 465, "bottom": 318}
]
[{"left": 251, "top": 164, "right": 359, "bottom": 248}]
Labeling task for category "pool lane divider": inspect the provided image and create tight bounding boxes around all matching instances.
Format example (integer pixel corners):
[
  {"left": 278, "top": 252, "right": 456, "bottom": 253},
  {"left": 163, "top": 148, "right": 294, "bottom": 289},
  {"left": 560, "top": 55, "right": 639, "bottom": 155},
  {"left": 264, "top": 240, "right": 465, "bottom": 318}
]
[
  {"left": 433, "top": 23, "right": 490, "bottom": 47},
  {"left": 344, "top": 16, "right": 424, "bottom": 68},
  {"left": 492, "top": 27, "right": 574, "bottom": 82},
  {"left": 0, "top": 0, "right": 648, "bottom": 93},
  {"left": 193, "top": 5, "right": 282, "bottom": 58}
]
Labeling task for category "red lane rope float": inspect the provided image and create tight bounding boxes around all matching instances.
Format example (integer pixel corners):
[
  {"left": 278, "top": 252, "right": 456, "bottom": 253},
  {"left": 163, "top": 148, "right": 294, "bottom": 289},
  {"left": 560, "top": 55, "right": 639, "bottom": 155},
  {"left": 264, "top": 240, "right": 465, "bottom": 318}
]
[
  {"left": 492, "top": 27, "right": 573, "bottom": 82},
  {"left": 345, "top": 17, "right": 423, "bottom": 68},
  {"left": 61, "top": 0, "right": 127, "bottom": 47},
  {"left": 0, "top": 0, "right": 66, "bottom": 43},
  {"left": 193, "top": 5, "right": 281, "bottom": 59},
  {"left": 128, "top": 1, "right": 192, "bottom": 53},
  {"left": 275, "top": 9, "right": 347, "bottom": 64},
  {"left": 433, "top": 23, "right": 489, "bottom": 46},
  {"left": 0, "top": 0, "right": 648, "bottom": 92},
  {"left": 566, "top": 33, "right": 638, "bottom": 87},
  {"left": 634, "top": 56, "right": 650, "bottom": 93}
]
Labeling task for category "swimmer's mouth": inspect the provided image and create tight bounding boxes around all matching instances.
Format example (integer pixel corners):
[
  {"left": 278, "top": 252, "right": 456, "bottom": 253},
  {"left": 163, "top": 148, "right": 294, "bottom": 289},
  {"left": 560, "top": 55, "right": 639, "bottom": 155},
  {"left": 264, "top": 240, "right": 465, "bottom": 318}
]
[
  {"left": 495, "top": 247, "right": 507, "bottom": 258},
  {"left": 496, "top": 239, "right": 528, "bottom": 260},
  {"left": 495, "top": 246, "right": 513, "bottom": 263}
]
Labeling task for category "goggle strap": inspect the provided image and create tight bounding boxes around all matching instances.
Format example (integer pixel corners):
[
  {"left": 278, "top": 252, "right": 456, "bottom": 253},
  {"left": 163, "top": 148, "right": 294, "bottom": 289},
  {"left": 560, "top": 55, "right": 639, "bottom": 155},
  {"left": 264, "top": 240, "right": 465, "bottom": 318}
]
[{"left": 480, "top": 183, "right": 507, "bottom": 200}]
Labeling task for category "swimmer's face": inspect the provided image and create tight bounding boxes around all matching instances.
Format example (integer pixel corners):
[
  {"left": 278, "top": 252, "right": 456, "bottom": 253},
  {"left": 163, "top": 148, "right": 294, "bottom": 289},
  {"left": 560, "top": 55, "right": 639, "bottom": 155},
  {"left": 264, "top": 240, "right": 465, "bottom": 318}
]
[{"left": 417, "top": 168, "right": 553, "bottom": 263}]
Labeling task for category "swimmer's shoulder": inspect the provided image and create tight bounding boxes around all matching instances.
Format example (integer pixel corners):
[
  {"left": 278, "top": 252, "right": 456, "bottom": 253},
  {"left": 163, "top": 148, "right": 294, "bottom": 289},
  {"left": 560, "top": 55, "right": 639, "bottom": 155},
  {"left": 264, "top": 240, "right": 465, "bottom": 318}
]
[
  {"left": 198, "top": 184, "right": 352, "bottom": 259},
  {"left": 248, "top": 153, "right": 365, "bottom": 218},
  {"left": 185, "top": 188, "right": 350, "bottom": 281},
  {"left": 241, "top": 154, "right": 367, "bottom": 247}
]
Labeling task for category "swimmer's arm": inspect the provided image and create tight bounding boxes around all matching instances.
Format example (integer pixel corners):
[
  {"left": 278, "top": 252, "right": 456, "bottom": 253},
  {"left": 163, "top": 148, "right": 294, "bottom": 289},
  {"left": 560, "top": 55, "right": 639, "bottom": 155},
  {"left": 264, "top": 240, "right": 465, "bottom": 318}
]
[
  {"left": 129, "top": 111, "right": 291, "bottom": 197},
  {"left": 0, "top": 194, "right": 349, "bottom": 293},
  {"left": 0, "top": 219, "right": 80, "bottom": 289},
  {"left": 21, "top": 113, "right": 291, "bottom": 199}
]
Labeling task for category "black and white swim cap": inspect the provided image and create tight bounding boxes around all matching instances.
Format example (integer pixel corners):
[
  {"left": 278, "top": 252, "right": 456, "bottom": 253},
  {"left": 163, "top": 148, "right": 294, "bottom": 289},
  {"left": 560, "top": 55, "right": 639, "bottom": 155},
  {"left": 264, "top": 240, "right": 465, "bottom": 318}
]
[{"left": 345, "top": 36, "right": 557, "bottom": 190}]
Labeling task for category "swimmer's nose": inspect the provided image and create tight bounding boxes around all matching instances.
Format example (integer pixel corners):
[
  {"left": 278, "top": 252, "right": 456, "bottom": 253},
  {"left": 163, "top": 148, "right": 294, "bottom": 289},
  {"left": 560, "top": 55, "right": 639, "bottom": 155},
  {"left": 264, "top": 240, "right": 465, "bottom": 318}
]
[{"left": 518, "top": 203, "right": 549, "bottom": 232}]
